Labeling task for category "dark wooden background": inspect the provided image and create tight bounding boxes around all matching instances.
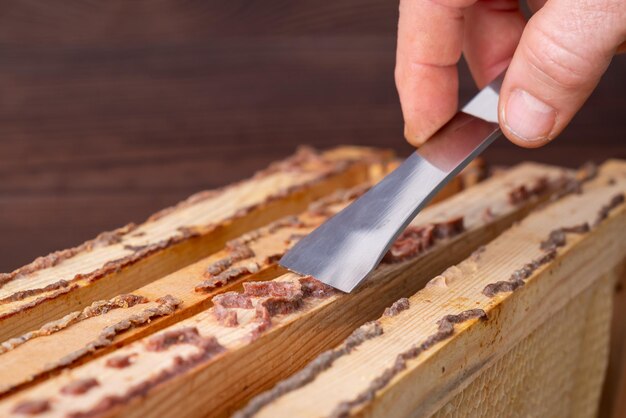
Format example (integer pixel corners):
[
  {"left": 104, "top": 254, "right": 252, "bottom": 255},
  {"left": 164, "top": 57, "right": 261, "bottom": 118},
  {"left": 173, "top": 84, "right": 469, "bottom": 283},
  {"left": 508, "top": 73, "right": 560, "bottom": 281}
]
[{"left": 0, "top": 1, "right": 624, "bottom": 272}]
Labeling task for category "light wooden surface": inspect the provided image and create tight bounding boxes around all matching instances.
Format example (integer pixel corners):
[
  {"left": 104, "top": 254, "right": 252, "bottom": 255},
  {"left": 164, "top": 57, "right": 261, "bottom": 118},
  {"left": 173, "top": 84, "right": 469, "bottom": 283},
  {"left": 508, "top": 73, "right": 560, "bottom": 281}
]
[
  {"left": 0, "top": 158, "right": 484, "bottom": 398},
  {"left": 246, "top": 161, "right": 625, "bottom": 418},
  {"left": 0, "top": 146, "right": 389, "bottom": 342},
  {"left": 0, "top": 162, "right": 570, "bottom": 417},
  {"left": 431, "top": 272, "right": 612, "bottom": 418},
  {"left": 0, "top": 173, "right": 379, "bottom": 397}
]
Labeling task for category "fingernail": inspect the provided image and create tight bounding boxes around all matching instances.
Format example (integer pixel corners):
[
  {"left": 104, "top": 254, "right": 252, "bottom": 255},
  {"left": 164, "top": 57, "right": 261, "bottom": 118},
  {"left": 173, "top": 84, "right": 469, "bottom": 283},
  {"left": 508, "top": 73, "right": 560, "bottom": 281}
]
[{"left": 503, "top": 89, "right": 556, "bottom": 142}]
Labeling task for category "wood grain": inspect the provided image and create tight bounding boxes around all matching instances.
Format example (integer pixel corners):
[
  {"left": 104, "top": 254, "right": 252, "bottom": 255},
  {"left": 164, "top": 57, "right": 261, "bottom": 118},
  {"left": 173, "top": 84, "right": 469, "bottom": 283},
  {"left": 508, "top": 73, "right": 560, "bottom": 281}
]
[
  {"left": 249, "top": 160, "right": 625, "bottom": 418},
  {"left": 0, "top": 162, "right": 569, "bottom": 417},
  {"left": 429, "top": 273, "right": 613, "bottom": 418},
  {"left": 0, "top": 160, "right": 480, "bottom": 399},
  {"left": 0, "top": 147, "right": 388, "bottom": 342}
]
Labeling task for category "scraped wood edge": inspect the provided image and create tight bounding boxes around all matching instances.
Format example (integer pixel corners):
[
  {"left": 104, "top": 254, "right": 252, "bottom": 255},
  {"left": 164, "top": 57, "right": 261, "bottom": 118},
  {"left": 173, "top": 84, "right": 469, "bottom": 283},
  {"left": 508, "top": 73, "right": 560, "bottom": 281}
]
[
  {"left": 0, "top": 159, "right": 485, "bottom": 398},
  {"left": 0, "top": 162, "right": 571, "bottom": 418},
  {"left": 244, "top": 160, "right": 625, "bottom": 418},
  {"left": 0, "top": 147, "right": 393, "bottom": 341}
]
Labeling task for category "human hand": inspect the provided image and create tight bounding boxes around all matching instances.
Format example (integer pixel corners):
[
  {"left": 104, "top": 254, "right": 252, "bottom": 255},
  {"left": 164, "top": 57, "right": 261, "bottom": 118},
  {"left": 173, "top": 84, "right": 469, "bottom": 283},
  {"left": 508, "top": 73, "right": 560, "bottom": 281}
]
[{"left": 395, "top": 0, "right": 626, "bottom": 148}]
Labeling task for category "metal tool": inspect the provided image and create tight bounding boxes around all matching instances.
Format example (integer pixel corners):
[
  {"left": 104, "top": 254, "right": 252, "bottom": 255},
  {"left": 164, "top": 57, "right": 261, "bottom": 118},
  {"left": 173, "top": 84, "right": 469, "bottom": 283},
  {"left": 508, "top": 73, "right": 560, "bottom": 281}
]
[{"left": 280, "top": 74, "right": 504, "bottom": 292}]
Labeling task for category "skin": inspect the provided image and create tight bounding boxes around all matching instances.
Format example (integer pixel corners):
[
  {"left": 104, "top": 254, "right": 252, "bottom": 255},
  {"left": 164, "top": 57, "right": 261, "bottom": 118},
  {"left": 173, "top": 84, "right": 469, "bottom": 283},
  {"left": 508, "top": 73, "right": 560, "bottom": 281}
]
[{"left": 396, "top": 0, "right": 626, "bottom": 148}]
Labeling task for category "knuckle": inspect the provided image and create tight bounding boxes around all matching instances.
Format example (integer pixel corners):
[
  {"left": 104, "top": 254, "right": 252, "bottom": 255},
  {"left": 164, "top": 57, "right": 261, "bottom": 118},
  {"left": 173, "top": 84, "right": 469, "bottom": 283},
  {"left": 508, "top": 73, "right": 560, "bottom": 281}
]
[
  {"left": 394, "top": 62, "right": 407, "bottom": 88},
  {"left": 522, "top": 19, "right": 599, "bottom": 91},
  {"left": 393, "top": 59, "right": 424, "bottom": 87}
]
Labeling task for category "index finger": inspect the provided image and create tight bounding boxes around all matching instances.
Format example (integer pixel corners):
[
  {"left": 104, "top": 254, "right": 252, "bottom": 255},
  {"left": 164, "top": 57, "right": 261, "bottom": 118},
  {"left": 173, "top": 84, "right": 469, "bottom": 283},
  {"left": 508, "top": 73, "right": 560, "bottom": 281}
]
[{"left": 396, "top": 0, "right": 475, "bottom": 146}]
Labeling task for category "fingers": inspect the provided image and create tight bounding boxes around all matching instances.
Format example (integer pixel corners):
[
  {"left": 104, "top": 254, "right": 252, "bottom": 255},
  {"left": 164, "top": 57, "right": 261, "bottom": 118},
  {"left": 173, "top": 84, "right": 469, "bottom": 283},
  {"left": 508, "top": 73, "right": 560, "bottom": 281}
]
[
  {"left": 499, "top": 0, "right": 626, "bottom": 148},
  {"left": 463, "top": 0, "right": 526, "bottom": 87},
  {"left": 396, "top": 0, "right": 474, "bottom": 147}
]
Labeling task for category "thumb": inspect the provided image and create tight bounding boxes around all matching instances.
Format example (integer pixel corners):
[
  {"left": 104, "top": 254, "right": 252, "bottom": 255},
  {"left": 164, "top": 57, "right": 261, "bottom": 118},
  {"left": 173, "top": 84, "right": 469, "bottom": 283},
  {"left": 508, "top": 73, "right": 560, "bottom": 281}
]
[{"left": 498, "top": 0, "right": 626, "bottom": 148}]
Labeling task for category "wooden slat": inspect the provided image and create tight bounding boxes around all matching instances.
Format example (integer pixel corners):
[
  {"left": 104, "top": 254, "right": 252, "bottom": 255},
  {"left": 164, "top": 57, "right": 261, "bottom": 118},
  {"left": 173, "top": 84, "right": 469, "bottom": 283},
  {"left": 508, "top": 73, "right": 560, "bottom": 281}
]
[
  {"left": 0, "top": 146, "right": 392, "bottom": 342},
  {"left": 0, "top": 162, "right": 571, "bottom": 417},
  {"left": 427, "top": 272, "right": 614, "bottom": 418},
  {"left": 0, "top": 160, "right": 484, "bottom": 398},
  {"left": 244, "top": 160, "right": 626, "bottom": 418},
  {"left": 598, "top": 161, "right": 626, "bottom": 418}
]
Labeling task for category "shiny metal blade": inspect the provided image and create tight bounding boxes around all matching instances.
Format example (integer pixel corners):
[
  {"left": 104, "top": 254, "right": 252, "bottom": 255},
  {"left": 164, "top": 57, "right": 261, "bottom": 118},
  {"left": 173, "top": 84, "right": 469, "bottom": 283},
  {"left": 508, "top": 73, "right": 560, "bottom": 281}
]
[{"left": 280, "top": 75, "right": 504, "bottom": 292}]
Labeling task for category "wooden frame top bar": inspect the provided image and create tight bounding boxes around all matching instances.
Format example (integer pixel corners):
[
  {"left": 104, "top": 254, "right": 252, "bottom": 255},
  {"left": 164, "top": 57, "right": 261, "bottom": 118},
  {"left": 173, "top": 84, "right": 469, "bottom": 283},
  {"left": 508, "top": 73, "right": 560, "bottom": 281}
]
[{"left": 0, "top": 146, "right": 392, "bottom": 341}]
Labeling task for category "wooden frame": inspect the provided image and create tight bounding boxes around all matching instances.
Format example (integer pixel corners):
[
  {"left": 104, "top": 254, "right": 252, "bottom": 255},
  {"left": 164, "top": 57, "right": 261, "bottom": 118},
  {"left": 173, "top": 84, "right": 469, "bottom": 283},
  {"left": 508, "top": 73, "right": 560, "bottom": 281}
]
[
  {"left": 0, "top": 158, "right": 482, "bottom": 397},
  {"left": 0, "top": 146, "right": 391, "bottom": 341},
  {"left": 0, "top": 161, "right": 573, "bottom": 417},
  {"left": 240, "top": 160, "right": 626, "bottom": 418}
]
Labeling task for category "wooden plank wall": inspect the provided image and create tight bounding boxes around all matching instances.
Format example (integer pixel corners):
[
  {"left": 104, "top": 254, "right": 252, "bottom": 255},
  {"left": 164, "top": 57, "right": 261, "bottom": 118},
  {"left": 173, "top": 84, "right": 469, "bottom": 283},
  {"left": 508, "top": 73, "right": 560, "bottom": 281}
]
[{"left": 0, "top": 0, "right": 624, "bottom": 280}]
